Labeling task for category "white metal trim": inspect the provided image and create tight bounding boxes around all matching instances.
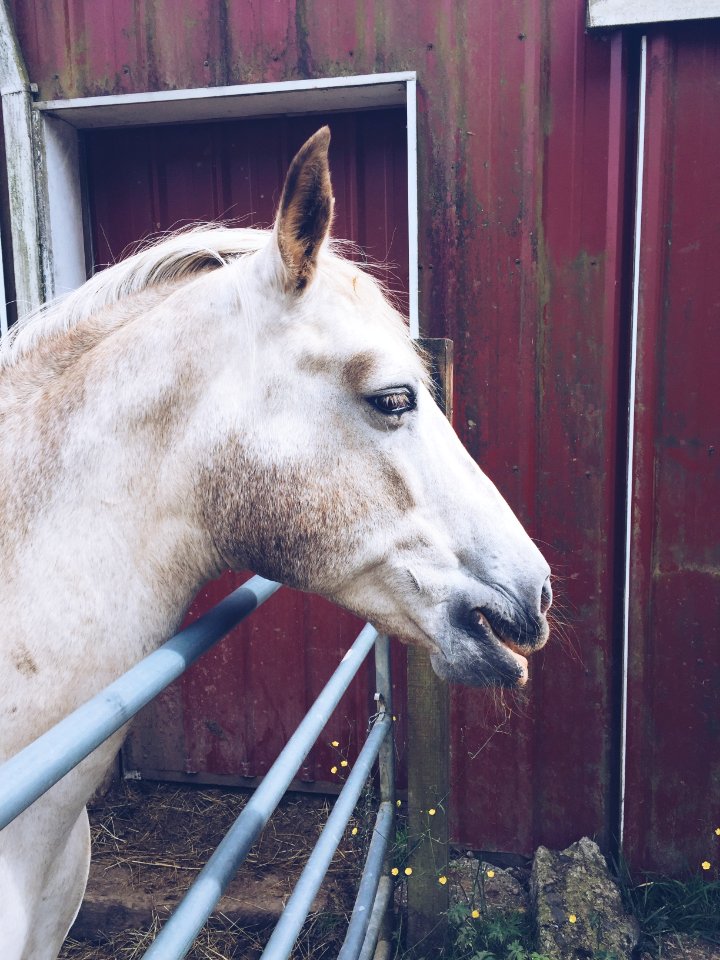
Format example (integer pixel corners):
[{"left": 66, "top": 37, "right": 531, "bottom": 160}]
[
  {"left": 588, "top": 0, "right": 720, "bottom": 27},
  {"left": 35, "top": 72, "right": 414, "bottom": 128},
  {"left": 406, "top": 78, "right": 420, "bottom": 338},
  {"left": 619, "top": 34, "right": 648, "bottom": 850},
  {"left": 37, "top": 72, "right": 421, "bottom": 332},
  {"left": 43, "top": 117, "right": 85, "bottom": 297}
]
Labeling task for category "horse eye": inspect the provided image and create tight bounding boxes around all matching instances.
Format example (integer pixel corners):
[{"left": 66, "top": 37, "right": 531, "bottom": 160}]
[{"left": 367, "top": 389, "right": 417, "bottom": 416}]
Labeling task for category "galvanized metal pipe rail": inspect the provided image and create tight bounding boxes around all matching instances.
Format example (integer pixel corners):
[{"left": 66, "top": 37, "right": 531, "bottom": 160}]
[
  {"left": 259, "top": 714, "right": 392, "bottom": 960},
  {"left": 361, "top": 632, "right": 397, "bottom": 960},
  {"left": 358, "top": 876, "right": 394, "bottom": 960},
  {"left": 337, "top": 799, "right": 395, "bottom": 960},
  {"left": 0, "top": 578, "right": 397, "bottom": 960},
  {"left": 0, "top": 575, "right": 281, "bottom": 830},
  {"left": 141, "top": 623, "right": 383, "bottom": 960}
]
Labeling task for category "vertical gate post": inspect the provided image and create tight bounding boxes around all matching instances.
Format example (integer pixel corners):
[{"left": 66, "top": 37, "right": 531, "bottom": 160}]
[
  {"left": 406, "top": 338, "right": 453, "bottom": 956},
  {"left": 372, "top": 633, "right": 395, "bottom": 958}
]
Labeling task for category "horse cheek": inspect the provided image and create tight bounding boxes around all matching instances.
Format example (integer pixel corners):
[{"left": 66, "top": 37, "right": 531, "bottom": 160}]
[{"left": 197, "top": 442, "right": 362, "bottom": 590}]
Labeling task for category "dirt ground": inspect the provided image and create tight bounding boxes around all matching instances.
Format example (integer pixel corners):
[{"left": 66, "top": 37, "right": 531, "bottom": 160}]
[
  {"left": 60, "top": 780, "right": 367, "bottom": 960},
  {"left": 644, "top": 937, "right": 720, "bottom": 960},
  {"left": 59, "top": 781, "right": 720, "bottom": 960}
]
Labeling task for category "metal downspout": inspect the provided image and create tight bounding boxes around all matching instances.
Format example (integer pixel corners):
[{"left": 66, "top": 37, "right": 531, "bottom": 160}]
[
  {"left": 619, "top": 32, "right": 648, "bottom": 853},
  {"left": 0, "top": 0, "right": 45, "bottom": 324}
]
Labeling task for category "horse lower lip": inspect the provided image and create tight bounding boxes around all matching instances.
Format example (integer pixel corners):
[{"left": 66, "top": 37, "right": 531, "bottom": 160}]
[{"left": 503, "top": 643, "right": 529, "bottom": 680}]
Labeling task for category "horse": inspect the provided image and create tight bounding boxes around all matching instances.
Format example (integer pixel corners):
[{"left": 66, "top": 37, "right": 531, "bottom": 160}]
[{"left": 0, "top": 126, "right": 551, "bottom": 959}]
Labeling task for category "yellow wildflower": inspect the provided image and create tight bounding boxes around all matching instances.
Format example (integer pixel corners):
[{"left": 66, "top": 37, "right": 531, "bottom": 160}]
[
  {"left": 331, "top": 740, "right": 339, "bottom": 747},
  {"left": 702, "top": 861, "right": 711, "bottom": 870},
  {"left": 396, "top": 799, "right": 402, "bottom": 807},
  {"left": 341, "top": 759, "right": 348, "bottom": 767},
  {"left": 438, "top": 876, "right": 448, "bottom": 885},
  {"left": 569, "top": 914, "right": 577, "bottom": 924},
  {"left": 330, "top": 766, "right": 338, "bottom": 775},
  {"left": 391, "top": 867, "right": 399, "bottom": 876},
  {"left": 715, "top": 827, "right": 720, "bottom": 836},
  {"left": 471, "top": 909, "right": 480, "bottom": 919},
  {"left": 351, "top": 827, "right": 358, "bottom": 836},
  {"left": 428, "top": 808, "right": 437, "bottom": 816},
  {"left": 404, "top": 867, "right": 413, "bottom": 876},
  {"left": 486, "top": 869, "right": 495, "bottom": 879}
]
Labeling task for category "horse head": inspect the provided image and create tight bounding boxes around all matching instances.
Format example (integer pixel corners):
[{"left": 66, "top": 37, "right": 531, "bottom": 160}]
[{"left": 194, "top": 127, "right": 551, "bottom": 688}]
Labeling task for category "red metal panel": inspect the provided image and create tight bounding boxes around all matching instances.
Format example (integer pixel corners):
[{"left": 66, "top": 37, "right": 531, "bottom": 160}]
[
  {"left": 419, "top": 2, "right": 628, "bottom": 856},
  {"left": 624, "top": 25, "right": 720, "bottom": 873},
  {"left": 85, "top": 111, "right": 410, "bottom": 790}
]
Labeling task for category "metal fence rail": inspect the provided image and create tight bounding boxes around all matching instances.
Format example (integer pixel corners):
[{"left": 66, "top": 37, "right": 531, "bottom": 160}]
[
  {"left": 259, "top": 714, "right": 391, "bottom": 960},
  {"left": 0, "top": 575, "right": 281, "bottom": 831},
  {"left": 142, "top": 622, "right": 389, "bottom": 960},
  {"left": 0, "top": 577, "right": 396, "bottom": 960},
  {"left": 338, "top": 799, "right": 394, "bottom": 960}
]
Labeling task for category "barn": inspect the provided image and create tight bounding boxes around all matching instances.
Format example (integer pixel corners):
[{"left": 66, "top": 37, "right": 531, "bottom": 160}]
[{"left": 0, "top": 0, "right": 718, "bottom": 910}]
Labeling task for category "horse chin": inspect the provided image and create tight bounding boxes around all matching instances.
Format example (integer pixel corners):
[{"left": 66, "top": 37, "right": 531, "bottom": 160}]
[{"left": 430, "top": 630, "right": 530, "bottom": 689}]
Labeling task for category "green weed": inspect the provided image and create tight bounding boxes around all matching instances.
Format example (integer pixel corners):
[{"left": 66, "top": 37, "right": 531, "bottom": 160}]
[
  {"left": 445, "top": 902, "right": 550, "bottom": 960},
  {"left": 628, "top": 874, "right": 720, "bottom": 944}
]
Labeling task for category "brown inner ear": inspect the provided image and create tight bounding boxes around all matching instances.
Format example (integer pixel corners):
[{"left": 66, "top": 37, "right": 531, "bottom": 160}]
[{"left": 276, "top": 126, "right": 334, "bottom": 292}]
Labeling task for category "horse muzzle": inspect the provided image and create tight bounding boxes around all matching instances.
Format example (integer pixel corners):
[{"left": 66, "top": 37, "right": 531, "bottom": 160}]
[{"left": 430, "top": 581, "right": 551, "bottom": 688}]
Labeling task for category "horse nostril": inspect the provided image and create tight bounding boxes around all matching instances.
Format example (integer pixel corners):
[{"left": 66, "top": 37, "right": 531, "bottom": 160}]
[{"left": 540, "top": 576, "right": 553, "bottom": 615}]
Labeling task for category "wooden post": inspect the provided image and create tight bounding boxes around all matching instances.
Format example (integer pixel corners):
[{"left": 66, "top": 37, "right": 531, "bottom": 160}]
[{"left": 406, "top": 338, "right": 453, "bottom": 957}]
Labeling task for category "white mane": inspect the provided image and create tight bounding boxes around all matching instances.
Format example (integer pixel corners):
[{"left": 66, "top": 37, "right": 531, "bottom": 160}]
[
  {"left": 0, "top": 227, "right": 270, "bottom": 370},
  {"left": 0, "top": 224, "right": 412, "bottom": 382}
]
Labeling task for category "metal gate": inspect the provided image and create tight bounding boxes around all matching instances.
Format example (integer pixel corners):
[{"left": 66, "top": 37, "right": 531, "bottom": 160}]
[{"left": 0, "top": 577, "right": 397, "bottom": 960}]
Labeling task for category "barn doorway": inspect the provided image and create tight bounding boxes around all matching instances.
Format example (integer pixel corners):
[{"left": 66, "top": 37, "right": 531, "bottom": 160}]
[{"left": 80, "top": 107, "right": 410, "bottom": 792}]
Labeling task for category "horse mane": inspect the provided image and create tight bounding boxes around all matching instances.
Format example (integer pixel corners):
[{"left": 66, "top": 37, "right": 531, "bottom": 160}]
[
  {"left": 0, "top": 226, "right": 270, "bottom": 371},
  {"left": 0, "top": 225, "right": 414, "bottom": 388}
]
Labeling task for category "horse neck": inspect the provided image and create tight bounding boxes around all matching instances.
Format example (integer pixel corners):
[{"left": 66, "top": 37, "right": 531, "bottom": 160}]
[{"left": 0, "top": 287, "right": 228, "bottom": 714}]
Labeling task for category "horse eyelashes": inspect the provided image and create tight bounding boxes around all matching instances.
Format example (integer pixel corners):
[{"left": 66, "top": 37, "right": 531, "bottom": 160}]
[{"left": 367, "top": 389, "right": 417, "bottom": 416}]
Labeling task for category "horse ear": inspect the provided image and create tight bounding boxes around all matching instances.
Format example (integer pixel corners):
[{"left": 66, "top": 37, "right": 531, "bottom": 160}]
[{"left": 274, "top": 126, "right": 334, "bottom": 292}]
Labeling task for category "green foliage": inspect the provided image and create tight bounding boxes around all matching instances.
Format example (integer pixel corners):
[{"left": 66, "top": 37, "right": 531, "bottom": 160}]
[
  {"left": 433, "top": 857, "right": 548, "bottom": 960},
  {"left": 612, "top": 849, "right": 720, "bottom": 953},
  {"left": 393, "top": 822, "right": 410, "bottom": 865},
  {"left": 445, "top": 904, "right": 544, "bottom": 960},
  {"left": 628, "top": 874, "right": 720, "bottom": 943},
  {"left": 505, "top": 940, "right": 527, "bottom": 960}
]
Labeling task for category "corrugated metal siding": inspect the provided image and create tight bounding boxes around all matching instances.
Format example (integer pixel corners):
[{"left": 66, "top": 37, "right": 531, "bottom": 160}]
[
  {"left": 9, "top": 0, "right": 719, "bottom": 871},
  {"left": 437, "top": 3, "right": 627, "bottom": 856},
  {"left": 85, "top": 111, "right": 409, "bottom": 303},
  {"left": 624, "top": 25, "right": 720, "bottom": 873}
]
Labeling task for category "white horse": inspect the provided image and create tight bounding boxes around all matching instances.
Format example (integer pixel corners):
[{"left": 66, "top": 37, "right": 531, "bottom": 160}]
[{"left": 0, "top": 127, "right": 551, "bottom": 959}]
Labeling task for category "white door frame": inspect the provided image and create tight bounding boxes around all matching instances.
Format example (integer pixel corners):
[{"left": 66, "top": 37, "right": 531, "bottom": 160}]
[
  {"left": 587, "top": 0, "right": 720, "bottom": 27},
  {"left": 35, "top": 72, "right": 420, "bottom": 336}
]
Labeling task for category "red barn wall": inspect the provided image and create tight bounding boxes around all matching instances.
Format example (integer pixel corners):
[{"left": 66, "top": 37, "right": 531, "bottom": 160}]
[
  {"left": 8, "top": 0, "right": 719, "bottom": 873},
  {"left": 624, "top": 27, "right": 720, "bottom": 872}
]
